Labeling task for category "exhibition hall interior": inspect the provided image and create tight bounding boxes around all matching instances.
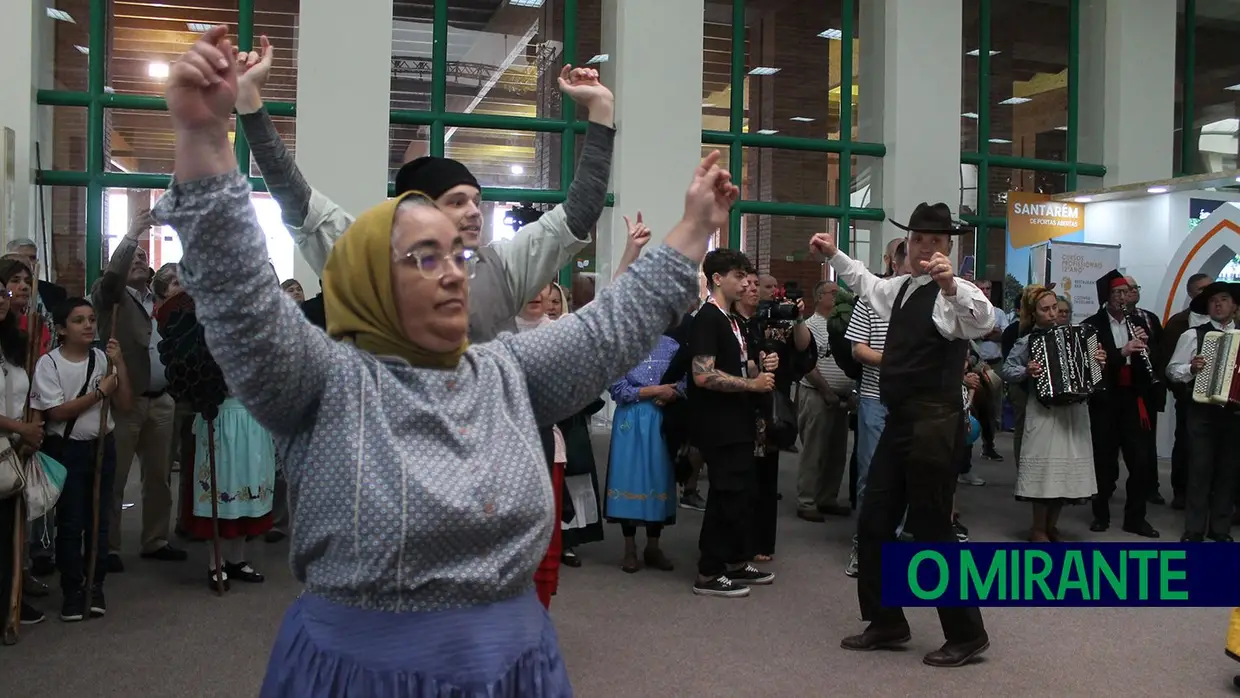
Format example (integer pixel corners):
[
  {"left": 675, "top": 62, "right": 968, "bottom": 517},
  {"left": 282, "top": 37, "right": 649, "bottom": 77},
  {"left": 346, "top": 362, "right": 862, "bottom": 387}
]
[{"left": 3, "top": 0, "right": 1240, "bottom": 695}]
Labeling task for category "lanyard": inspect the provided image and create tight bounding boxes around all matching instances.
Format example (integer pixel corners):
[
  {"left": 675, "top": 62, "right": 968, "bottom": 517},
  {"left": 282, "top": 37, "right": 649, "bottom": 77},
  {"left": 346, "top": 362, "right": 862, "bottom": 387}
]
[{"left": 706, "top": 298, "right": 749, "bottom": 364}]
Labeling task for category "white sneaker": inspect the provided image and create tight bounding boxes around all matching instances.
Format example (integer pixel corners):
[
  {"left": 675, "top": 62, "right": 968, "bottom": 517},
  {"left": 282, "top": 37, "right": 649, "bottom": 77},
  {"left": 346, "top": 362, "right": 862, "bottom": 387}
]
[{"left": 845, "top": 545, "right": 859, "bottom": 578}]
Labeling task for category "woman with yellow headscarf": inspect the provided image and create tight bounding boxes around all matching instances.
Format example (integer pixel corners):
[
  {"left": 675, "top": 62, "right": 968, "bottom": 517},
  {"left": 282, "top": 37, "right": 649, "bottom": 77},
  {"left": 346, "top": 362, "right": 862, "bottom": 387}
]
[{"left": 157, "top": 27, "right": 738, "bottom": 697}]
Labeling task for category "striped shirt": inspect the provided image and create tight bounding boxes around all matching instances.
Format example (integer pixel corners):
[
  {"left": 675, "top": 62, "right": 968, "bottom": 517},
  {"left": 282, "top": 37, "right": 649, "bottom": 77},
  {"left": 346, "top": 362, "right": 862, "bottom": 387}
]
[
  {"left": 800, "top": 314, "right": 853, "bottom": 395},
  {"left": 844, "top": 298, "right": 888, "bottom": 400}
]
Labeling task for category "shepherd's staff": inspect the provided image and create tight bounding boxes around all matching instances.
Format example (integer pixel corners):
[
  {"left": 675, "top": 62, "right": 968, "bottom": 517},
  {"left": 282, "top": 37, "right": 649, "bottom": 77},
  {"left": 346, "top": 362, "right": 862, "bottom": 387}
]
[
  {"left": 83, "top": 306, "right": 119, "bottom": 620},
  {"left": 206, "top": 418, "right": 224, "bottom": 597}
]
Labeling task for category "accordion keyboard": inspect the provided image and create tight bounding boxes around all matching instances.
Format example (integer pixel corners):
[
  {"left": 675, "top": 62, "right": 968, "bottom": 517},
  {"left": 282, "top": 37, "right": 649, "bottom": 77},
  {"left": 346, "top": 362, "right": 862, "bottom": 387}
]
[
  {"left": 1191, "top": 333, "right": 1220, "bottom": 404},
  {"left": 1193, "top": 330, "right": 1240, "bottom": 405}
]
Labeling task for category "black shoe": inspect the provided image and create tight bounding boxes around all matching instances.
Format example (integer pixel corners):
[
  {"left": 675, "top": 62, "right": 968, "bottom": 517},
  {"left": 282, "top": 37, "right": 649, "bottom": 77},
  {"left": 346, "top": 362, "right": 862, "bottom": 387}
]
[
  {"left": 19, "top": 602, "right": 45, "bottom": 625},
  {"left": 1122, "top": 521, "right": 1160, "bottom": 539},
  {"left": 60, "top": 591, "right": 85, "bottom": 622},
  {"left": 223, "top": 561, "right": 264, "bottom": 584},
  {"left": 952, "top": 515, "right": 970, "bottom": 542},
  {"left": 208, "top": 569, "right": 231, "bottom": 593},
  {"left": 726, "top": 564, "right": 774, "bottom": 585},
  {"left": 1148, "top": 491, "right": 1166, "bottom": 505},
  {"left": 692, "top": 575, "right": 750, "bottom": 598},
  {"left": 1210, "top": 534, "right": 1235, "bottom": 543},
  {"left": 679, "top": 490, "right": 706, "bottom": 511},
  {"left": 923, "top": 633, "right": 990, "bottom": 667},
  {"left": 1170, "top": 494, "right": 1185, "bottom": 511},
  {"left": 818, "top": 504, "right": 852, "bottom": 517},
  {"left": 23, "top": 572, "right": 49, "bottom": 598},
  {"left": 1181, "top": 532, "right": 1205, "bottom": 542},
  {"left": 264, "top": 529, "right": 287, "bottom": 543},
  {"left": 141, "top": 545, "right": 188, "bottom": 562},
  {"left": 30, "top": 557, "right": 55, "bottom": 577},
  {"left": 104, "top": 553, "right": 124, "bottom": 574},
  {"left": 982, "top": 447, "right": 1003, "bottom": 462},
  {"left": 1089, "top": 519, "right": 1109, "bottom": 533},
  {"left": 87, "top": 586, "right": 106, "bottom": 617},
  {"left": 560, "top": 549, "right": 582, "bottom": 568},
  {"left": 840, "top": 623, "right": 912, "bottom": 651}
]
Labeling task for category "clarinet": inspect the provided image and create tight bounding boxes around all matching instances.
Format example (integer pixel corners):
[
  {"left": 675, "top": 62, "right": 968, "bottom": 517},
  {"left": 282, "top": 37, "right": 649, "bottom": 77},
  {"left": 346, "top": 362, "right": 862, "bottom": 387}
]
[{"left": 1125, "top": 315, "right": 1160, "bottom": 386}]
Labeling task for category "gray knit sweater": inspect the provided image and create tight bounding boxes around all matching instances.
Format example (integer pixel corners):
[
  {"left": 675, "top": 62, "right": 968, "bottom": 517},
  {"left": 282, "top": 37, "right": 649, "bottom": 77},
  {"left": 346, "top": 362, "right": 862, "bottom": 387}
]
[{"left": 154, "top": 170, "right": 696, "bottom": 612}]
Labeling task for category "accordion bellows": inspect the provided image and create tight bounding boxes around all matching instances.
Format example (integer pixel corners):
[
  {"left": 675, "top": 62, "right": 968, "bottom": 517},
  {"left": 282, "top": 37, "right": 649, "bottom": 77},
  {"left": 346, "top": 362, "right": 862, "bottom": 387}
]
[
  {"left": 1029, "top": 324, "right": 1105, "bottom": 407},
  {"left": 1192, "top": 330, "right": 1240, "bottom": 408}
]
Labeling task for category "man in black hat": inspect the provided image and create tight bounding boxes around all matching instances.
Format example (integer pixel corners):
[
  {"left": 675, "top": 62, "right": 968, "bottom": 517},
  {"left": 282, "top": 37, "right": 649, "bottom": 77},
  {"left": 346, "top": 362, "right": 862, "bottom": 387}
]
[
  {"left": 1165, "top": 280, "right": 1240, "bottom": 542},
  {"left": 233, "top": 40, "right": 613, "bottom": 342},
  {"left": 1081, "top": 270, "right": 1161, "bottom": 538},
  {"left": 811, "top": 201, "right": 994, "bottom": 668}
]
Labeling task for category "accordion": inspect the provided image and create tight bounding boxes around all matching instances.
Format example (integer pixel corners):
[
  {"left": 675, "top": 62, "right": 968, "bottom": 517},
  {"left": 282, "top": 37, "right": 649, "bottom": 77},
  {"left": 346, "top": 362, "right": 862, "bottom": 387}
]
[
  {"left": 1191, "top": 330, "right": 1240, "bottom": 408},
  {"left": 1029, "top": 324, "right": 1105, "bottom": 406}
]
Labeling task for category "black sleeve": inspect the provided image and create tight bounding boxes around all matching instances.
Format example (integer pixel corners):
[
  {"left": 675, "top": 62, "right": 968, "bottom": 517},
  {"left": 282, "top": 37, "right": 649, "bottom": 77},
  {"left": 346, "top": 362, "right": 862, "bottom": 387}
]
[
  {"left": 1001, "top": 322, "right": 1020, "bottom": 360},
  {"left": 689, "top": 308, "right": 722, "bottom": 362}
]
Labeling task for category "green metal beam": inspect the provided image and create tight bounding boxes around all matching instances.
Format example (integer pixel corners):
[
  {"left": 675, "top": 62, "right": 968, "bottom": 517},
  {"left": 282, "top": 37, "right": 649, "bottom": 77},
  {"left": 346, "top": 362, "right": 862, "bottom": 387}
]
[
  {"left": 85, "top": 0, "right": 106, "bottom": 289},
  {"left": 960, "top": 152, "right": 1104, "bottom": 177},
  {"left": 39, "top": 169, "right": 271, "bottom": 192},
  {"left": 430, "top": 0, "right": 448, "bottom": 156},
  {"left": 701, "top": 129, "right": 886, "bottom": 157},
  {"left": 1180, "top": 0, "right": 1197, "bottom": 176},
  {"left": 961, "top": 215, "right": 1006, "bottom": 229},
  {"left": 727, "top": 0, "right": 746, "bottom": 250},
  {"left": 735, "top": 200, "right": 885, "bottom": 221},
  {"left": 389, "top": 109, "right": 581, "bottom": 133}
]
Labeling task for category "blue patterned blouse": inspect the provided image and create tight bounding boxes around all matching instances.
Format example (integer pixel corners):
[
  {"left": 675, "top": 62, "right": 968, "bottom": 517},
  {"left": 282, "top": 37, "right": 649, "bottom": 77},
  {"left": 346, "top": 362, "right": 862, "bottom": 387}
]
[{"left": 610, "top": 335, "right": 685, "bottom": 405}]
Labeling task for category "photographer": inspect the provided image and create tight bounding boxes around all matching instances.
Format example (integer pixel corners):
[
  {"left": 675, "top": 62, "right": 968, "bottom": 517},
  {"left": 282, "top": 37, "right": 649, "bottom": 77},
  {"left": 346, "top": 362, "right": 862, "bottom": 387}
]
[{"left": 732, "top": 273, "right": 814, "bottom": 562}]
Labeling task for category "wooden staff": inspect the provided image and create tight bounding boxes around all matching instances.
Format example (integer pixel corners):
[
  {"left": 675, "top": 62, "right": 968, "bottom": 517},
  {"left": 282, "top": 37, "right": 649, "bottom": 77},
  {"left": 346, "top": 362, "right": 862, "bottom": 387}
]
[
  {"left": 83, "top": 306, "right": 119, "bottom": 620},
  {"left": 206, "top": 419, "right": 224, "bottom": 596}
]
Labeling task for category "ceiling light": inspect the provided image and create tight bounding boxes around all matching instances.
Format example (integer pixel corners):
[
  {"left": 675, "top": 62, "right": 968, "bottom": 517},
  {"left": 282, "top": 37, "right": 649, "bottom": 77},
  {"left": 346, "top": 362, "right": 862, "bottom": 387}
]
[
  {"left": 510, "top": 164, "right": 524, "bottom": 175},
  {"left": 1226, "top": 84, "right": 1240, "bottom": 91},
  {"left": 749, "top": 67, "right": 780, "bottom": 76},
  {"left": 966, "top": 49, "right": 1000, "bottom": 57},
  {"left": 74, "top": 45, "right": 88, "bottom": 55},
  {"left": 187, "top": 22, "right": 214, "bottom": 33},
  {"left": 1073, "top": 196, "right": 1092, "bottom": 203},
  {"left": 756, "top": 129, "right": 779, "bottom": 135},
  {"left": 818, "top": 29, "right": 843, "bottom": 40},
  {"left": 999, "top": 97, "right": 1032, "bottom": 105},
  {"left": 1054, "top": 126, "right": 1069, "bottom": 131},
  {"left": 961, "top": 112, "right": 979, "bottom": 119},
  {"left": 585, "top": 54, "right": 609, "bottom": 64},
  {"left": 508, "top": 0, "right": 545, "bottom": 7},
  {"left": 988, "top": 138, "right": 1012, "bottom": 144},
  {"left": 46, "top": 8, "right": 74, "bottom": 22},
  {"left": 790, "top": 117, "right": 815, "bottom": 122},
  {"left": 1147, "top": 186, "right": 1169, "bottom": 194},
  {"left": 701, "top": 102, "right": 714, "bottom": 108},
  {"left": 1235, "top": 176, "right": 1240, "bottom": 183},
  {"left": 148, "top": 62, "right": 170, "bottom": 79}
]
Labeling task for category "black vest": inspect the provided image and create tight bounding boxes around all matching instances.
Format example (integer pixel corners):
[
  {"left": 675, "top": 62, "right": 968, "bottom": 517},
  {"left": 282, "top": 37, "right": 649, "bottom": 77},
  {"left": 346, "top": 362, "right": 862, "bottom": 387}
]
[{"left": 879, "top": 279, "right": 969, "bottom": 406}]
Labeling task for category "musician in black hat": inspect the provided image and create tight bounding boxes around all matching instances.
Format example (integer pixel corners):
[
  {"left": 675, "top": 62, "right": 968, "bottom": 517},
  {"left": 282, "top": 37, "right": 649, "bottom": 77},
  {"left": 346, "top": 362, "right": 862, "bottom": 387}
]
[
  {"left": 1165, "top": 280, "right": 1240, "bottom": 542},
  {"left": 1080, "top": 270, "right": 1160, "bottom": 538},
  {"left": 811, "top": 202, "right": 994, "bottom": 668}
]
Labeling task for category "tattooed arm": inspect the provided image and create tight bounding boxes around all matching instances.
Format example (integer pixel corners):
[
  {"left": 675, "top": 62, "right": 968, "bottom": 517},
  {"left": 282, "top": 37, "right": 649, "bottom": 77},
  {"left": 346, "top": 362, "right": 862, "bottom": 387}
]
[{"left": 691, "top": 355, "right": 756, "bottom": 392}]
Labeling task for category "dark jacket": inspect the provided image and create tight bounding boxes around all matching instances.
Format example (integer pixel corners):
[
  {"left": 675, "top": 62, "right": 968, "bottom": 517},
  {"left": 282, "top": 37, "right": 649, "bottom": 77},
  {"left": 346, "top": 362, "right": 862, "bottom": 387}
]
[
  {"left": 1082, "top": 308, "right": 1164, "bottom": 409},
  {"left": 92, "top": 236, "right": 156, "bottom": 396}
]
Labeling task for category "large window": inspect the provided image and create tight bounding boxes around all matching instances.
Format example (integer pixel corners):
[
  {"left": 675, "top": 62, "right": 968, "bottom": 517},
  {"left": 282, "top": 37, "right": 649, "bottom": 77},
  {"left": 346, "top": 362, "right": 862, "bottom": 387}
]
[
  {"left": 960, "top": 0, "right": 1104, "bottom": 295},
  {"left": 1176, "top": 0, "right": 1240, "bottom": 176},
  {"left": 702, "top": 0, "right": 885, "bottom": 277}
]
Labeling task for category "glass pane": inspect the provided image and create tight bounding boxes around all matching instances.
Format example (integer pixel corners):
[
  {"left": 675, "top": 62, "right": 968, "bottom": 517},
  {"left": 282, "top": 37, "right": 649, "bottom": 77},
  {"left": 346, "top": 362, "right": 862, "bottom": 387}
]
[
  {"left": 102, "top": 188, "right": 298, "bottom": 280},
  {"left": 106, "top": 110, "right": 236, "bottom": 174},
  {"left": 960, "top": 0, "right": 981, "bottom": 152},
  {"left": 987, "top": 167, "right": 1068, "bottom": 219},
  {"left": 702, "top": 1, "right": 737, "bottom": 131},
  {"left": 988, "top": 0, "right": 1070, "bottom": 157},
  {"left": 574, "top": 0, "right": 605, "bottom": 122},
  {"left": 388, "top": 123, "right": 432, "bottom": 183},
  {"left": 849, "top": 0, "right": 862, "bottom": 141},
  {"left": 48, "top": 187, "right": 89, "bottom": 295},
  {"left": 43, "top": 0, "right": 90, "bottom": 92},
  {"left": 390, "top": 1, "right": 433, "bottom": 113},
  {"left": 849, "top": 155, "right": 880, "bottom": 209},
  {"left": 45, "top": 107, "right": 90, "bottom": 172},
  {"left": 254, "top": 0, "right": 300, "bottom": 104},
  {"left": 107, "top": 0, "right": 240, "bottom": 96},
  {"left": 1188, "top": 2, "right": 1240, "bottom": 174},
  {"left": 740, "top": 213, "right": 834, "bottom": 278},
  {"left": 249, "top": 115, "right": 297, "bottom": 178},
  {"left": 700, "top": 143, "right": 732, "bottom": 170},
  {"left": 443, "top": 127, "right": 560, "bottom": 190},
  {"left": 741, "top": 147, "right": 839, "bottom": 205}
]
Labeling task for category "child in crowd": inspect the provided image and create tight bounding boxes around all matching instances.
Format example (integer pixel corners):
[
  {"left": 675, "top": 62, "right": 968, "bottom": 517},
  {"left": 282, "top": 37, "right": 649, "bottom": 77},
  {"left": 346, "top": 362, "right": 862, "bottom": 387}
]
[{"left": 31, "top": 298, "right": 131, "bottom": 622}]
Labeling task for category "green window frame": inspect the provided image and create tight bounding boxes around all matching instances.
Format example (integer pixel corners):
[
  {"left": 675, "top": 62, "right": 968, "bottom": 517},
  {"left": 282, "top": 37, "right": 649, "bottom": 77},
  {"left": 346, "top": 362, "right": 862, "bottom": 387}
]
[
  {"left": 35, "top": 0, "right": 603, "bottom": 290},
  {"left": 703, "top": 0, "right": 887, "bottom": 254},
  {"left": 960, "top": 0, "right": 1105, "bottom": 275}
]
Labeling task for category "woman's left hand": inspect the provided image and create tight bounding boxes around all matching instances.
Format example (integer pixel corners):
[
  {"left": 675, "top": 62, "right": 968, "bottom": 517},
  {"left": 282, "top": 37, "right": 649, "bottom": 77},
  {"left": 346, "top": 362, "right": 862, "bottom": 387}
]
[
  {"left": 558, "top": 65, "right": 613, "bottom": 109},
  {"left": 167, "top": 25, "right": 238, "bottom": 133},
  {"left": 1094, "top": 346, "right": 1107, "bottom": 367}
]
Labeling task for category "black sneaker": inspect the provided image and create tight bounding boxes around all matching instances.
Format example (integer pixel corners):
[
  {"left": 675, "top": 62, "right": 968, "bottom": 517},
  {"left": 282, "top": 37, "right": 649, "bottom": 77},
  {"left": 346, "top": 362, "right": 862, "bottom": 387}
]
[
  {"left": 30, "top": 556, "right": 56, "bottom": 577},
  {"left": 88, "top": 587, "right": 106, "bottom": 617},
  {"left": 140, "top": 545, "right": 189, "bottom": 562},
  {"left": 20, "top": 602, "right": 45, "bottom": 625},
  {"left": 981, "top": 447, "right": 1003, "bottom": 462},
  {"left": 679, "top": 490, "right": 706, "bottom": 511},
  {"left": 60, "top": 591, "right": 85, "bottom": 623},
  {"left": 952, "top": 515, "right": 970, "bottom": 542},
  {"left": 693, "top": 575, "right": 750, "bottom": 598},
  {"left": 104, "top": 554, "right": 125, "bottom": 574},
  {"left": 726, "top": 564, "right": 775, "bottom": 585}
]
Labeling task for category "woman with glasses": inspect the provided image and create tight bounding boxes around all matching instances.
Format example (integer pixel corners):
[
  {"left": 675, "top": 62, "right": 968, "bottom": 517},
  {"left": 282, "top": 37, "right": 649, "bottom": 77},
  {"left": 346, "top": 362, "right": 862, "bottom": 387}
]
[{"left": 157, "top": 27, "right": 735, "bottom": 696}]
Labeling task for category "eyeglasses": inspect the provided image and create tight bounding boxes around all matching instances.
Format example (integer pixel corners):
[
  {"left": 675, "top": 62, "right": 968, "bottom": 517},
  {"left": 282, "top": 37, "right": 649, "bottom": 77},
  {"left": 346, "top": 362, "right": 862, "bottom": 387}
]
[{"left": 395, "top": 246, "right": 477, "bottom": 280}]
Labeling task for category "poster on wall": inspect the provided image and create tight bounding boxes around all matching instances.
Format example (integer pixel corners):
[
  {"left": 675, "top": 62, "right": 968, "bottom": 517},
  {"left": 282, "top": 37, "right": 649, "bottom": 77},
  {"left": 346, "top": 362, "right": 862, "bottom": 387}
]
[
  {"left": 1047, "top": 240, "right": 1121, "bottom": 324},
  {"left": 1190, "top": 198, "right": 1226, "bottom": 232},
  {"left": 1004, "top": 192, "right": 1086, "bottom": 308}
]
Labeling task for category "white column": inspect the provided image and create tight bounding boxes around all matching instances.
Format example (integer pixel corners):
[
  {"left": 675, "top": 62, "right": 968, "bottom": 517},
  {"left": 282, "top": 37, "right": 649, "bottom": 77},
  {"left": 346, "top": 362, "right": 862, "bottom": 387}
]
[
  {"left": 858, "top": 0, "right": 963, "bottom": 269},
  {"left": 0, "top": 0, "right": 44, "bottom": 253},
  {"left": 1078, "top": 0, "right": 1176, "bottom": 187},
  {"left": 595, "top": 0, "right": 704, "bottom": 288},
  {"left": 293, "top": 0, "right": 394, "bottom": 293}
]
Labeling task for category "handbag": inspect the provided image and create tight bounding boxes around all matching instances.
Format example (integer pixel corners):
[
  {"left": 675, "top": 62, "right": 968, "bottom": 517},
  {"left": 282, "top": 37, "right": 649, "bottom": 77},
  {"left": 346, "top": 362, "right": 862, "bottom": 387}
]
[
  {"left": 767, "top": 388, "right": 799, "bottom": 451},
  {"left": 0, "top": 438, "right": 26, "bottom": 500},
  {"left": 24, "top": 452, "right": 67, "bottom": 520}
]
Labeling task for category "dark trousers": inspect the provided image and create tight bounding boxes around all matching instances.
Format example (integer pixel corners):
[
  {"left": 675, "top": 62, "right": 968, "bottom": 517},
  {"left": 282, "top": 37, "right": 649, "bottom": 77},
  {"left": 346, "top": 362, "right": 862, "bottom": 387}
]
[
  {"left": 1147, "top": 409, "right": 1161, "bottom": 494},
  {"left": 848, "top": 413, "right": 858, "bottom": 508},
  {"left": 1184, "top": 405, "right": 1240, "bottom": 537},
  {"left": 751, "top": 450, "right": 779, "bottom": 556},
  {"left": 0, "top": 495, "right": 17, "bottom": 631},
  {"left": 856, "top": 399, "right": 985, "bottom": 643},
  {"left": 1088, "top": 389, "right": 1154, "bottom": 527},
  {"left": 697, "top": 443, "right": 755, "bottom": 577},
  {"left": 1171, "top": 394, "right": 1190, "bottom": 498},
  {"left": 46, "top": 435, "right": 117, "bottom": 593}
]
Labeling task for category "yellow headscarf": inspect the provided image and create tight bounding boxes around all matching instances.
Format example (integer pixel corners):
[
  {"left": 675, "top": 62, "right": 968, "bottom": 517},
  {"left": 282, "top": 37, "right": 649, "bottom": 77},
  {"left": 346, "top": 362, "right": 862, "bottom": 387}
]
[{"left": 322, "top": 190, "right": 469, "bottom": 369}]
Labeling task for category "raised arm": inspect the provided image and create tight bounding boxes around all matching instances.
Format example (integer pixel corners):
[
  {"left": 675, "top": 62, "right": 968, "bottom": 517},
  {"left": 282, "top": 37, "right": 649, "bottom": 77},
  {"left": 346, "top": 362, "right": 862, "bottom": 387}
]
[
  {"left": 156, "top": 26, "right": 336, "bottom": 434},
  {"left": 94, "top": 211, "right": 153, "bottom": 308}
]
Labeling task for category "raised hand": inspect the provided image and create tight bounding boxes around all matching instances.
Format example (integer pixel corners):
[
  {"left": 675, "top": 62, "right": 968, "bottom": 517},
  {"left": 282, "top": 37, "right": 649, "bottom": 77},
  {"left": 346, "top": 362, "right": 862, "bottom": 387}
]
[
  {"left": 235, "top": 34, "right": 274, "bottom": 113},
  {"left": 683, "top": 150, "right": 739, "bottom": 232},
  {"left": 623, "top": 212, "right": 652, "bottom": 252},
  {"left": 810, "top": 232, "right": 837, "bottom": 259},
  {"left": 921, "top": 252, "right": 957, "bottom": 295},
  {"left": 167, "top": 25, "right": 238, "bottom": 133},
  {"left": 558, "top": 65, "right": 613, "bottom": 111},
  {"left": 127, "top": 209, "right": 156, "bottom": 239}
]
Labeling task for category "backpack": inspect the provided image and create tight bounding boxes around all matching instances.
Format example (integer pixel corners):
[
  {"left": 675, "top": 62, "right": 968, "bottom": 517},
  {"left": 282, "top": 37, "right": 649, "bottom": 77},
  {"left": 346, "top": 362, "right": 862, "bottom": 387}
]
[{"left": 826, "top": 291, "right": 863, "bottom": 381}]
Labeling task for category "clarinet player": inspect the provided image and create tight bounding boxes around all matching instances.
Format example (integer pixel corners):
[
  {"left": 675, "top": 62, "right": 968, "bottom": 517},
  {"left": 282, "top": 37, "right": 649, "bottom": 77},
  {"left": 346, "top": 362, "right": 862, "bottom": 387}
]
[
  {"left": 1165, "top": 281, "right": 1240, "bottom": 542},
  {"left": 1081, "top": 270, "right": 1160, "bottom": 538}
]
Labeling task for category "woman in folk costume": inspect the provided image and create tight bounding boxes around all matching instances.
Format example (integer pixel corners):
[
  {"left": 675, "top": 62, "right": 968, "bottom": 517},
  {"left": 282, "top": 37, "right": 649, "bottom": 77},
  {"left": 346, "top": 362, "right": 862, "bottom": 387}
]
[
  {"left": 999, "top": 285, "right": 1105, "bottom": 542},
  {"left": 155, "top": 277, "right": 276, "bottom": 592}
]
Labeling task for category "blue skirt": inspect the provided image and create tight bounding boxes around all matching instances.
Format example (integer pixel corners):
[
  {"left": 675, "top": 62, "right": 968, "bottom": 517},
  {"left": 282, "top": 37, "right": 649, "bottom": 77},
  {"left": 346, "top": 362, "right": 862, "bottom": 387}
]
[
  {"left": 604, "top": 401, "right": 676, "bottom": 525},
  {"left": 261, "top": 592, "right": 572, "bottom": 697}
]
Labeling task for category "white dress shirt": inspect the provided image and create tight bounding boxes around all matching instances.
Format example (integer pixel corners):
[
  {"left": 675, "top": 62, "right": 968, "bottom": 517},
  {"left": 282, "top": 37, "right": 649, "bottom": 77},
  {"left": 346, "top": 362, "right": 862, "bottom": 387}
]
[
  {"left": 1167, "top": 318, "right": 1236, "bottom": 384},
  {"left": 827, "top": 250, "right": 996, "bottom": 341},
  {"left": 1106, "top": 312, "right": 1132, "bottom": 366},
  {"left": 128, "top": 285, "right": 169, "bottom": 393}
]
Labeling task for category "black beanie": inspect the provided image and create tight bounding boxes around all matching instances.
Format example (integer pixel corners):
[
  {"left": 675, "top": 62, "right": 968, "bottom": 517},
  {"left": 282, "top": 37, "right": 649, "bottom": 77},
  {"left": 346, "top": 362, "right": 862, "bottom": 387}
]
[{"left": 394, "top": 156, "right": 482, "bottom": 200}]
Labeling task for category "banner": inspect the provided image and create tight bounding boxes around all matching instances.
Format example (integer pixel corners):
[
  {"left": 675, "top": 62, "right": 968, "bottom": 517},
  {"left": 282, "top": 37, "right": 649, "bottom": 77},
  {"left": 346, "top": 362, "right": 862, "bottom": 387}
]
[
  {"left": 1048, "top": 241, "right": 1121, "bottom": 324},
  {"left": 1005, "top": 192, "right": 1086, "bottom": 291}
]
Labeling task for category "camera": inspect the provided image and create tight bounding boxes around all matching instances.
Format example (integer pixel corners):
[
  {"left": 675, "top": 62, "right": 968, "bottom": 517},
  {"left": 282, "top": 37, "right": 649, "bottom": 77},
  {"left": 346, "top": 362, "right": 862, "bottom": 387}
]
[{"left": 755, "top": 282, "right": 803, "bottom": 324}]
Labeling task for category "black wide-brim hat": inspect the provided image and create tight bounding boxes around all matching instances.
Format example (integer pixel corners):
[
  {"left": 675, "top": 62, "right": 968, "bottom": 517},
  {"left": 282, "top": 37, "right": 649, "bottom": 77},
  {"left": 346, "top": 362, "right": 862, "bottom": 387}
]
[
  {"left": 1190, "top": 281, "right": 1240, "bottom": 315},
  {"left": 890, "top": 202, "right": 970, "bottom": 235},
  {"left": 1095, "top": 269, "right": 1128, "bottom": 309}
]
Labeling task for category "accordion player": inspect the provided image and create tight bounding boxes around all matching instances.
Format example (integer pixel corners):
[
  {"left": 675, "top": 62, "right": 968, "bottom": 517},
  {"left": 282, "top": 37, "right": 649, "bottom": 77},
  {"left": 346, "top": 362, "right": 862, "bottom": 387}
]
[
  {"left": 1191, "top": 329, "right": 1240, "bottom": 408},
  {"left": 1028, "top": 324, "right": 1106, "bottom": 406}
]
